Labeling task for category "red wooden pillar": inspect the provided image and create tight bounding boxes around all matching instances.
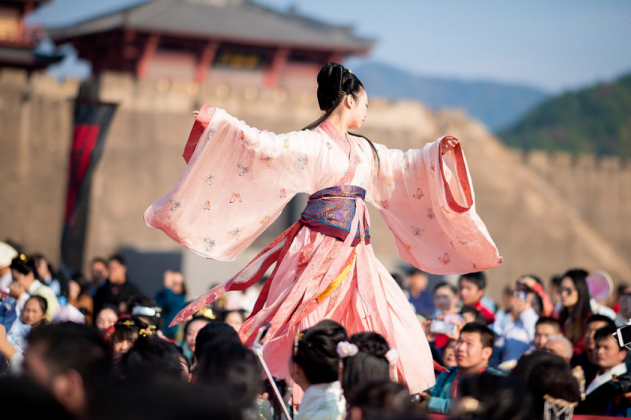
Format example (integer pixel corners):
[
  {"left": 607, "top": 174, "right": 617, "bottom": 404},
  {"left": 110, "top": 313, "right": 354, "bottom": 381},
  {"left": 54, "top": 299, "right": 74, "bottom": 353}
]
[
  {"left": 265, "top": 47, "right": 289, "bottom": 89},
  {"left": 195, "top": 41, "right": 219, "bottom": 84},
  {"left": 136, "top": 33, "right": 160, "bottom": 80}
]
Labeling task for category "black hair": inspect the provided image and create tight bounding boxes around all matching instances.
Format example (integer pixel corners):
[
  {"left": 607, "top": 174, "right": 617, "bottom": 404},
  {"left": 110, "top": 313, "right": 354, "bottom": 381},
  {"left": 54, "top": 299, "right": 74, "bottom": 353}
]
[
  {"left": 292, "top": 320, "right": 348, "bottom": 385},
  {"left": 459, "top": 306, "right": 486, "bottom": 325},
  {"left": 25, "top": 295, "right": 48, "bottom": 315},
  {"left": 120, "top": 335, "right": 183, "bottom": 380},
  {"left": 196, "top": 337, "right": 262, "bottom": 414},
  {"left": 594, "top": 325, "right": 623, "bottom": 349},
  {"left": 184, "top": 315, "right": 212, "bottom": 336},
  {"left": 550, "top": 274, "right": 563, "bottom": 288},
  {"left": 509, "top": 351, "right": 580, "bottom": 419},
  {"left": 459, "top": 271, "right": 487, "bottom": 290},
  {"left": 390, "top": 273, "right": 405, "bottom": 289},
  {"left": 70, "top": 272, "right": 91, "bottom": 297},
  {"left": 10, "top": 254, "right": 37, "bottom": 277},
  {"left": 586, "top": 314, "right": 616, "bottom": 329},
  {"left": 407, "top": 268, "right": 427, "bottom": 277},
  {"left": 521, "top": 274, "right": 543, "bottom": 285},
  {"left": 129, "top": 295, "right": 162, "bottom": 330},
  {"left": 110, "top": 316, "right": 147, "bottom": 345},
  {"left": 433, "top": 281, "right": 457, "bottom": 295},
  {"left": 31, "top": 253, "right": 54, "bottom": 278},
  {"left": 97, "top": 304, "right": 120, "bottom": 320},
  {"left": 302, "top": 62, "right": 380, "bottom": 169},
  {"left": 535, "top": 317, "right": 561, "bottom": 333},
  {"left": 347, "top": 380, "right": 417, "bottom": 420},
  {"left": 194, "top": 320, "right": 240, "bottom": 364},
  {"left": 220, "top": 309, "right": 247, "bottom": 324},
  {"left": 0, "top": 376, "right": 73, "bottom": 420},
  {"left": 342, "top": 332, "right": 391, "bottom": 399},
  {"left": 459, "top": 322, "right": 495, "bottom": 349},
  {"left": 92, "top": 257, "right": 108, "bottom": 266},
  {"left": 457, "top": 372, "right": 532, "bottom": 420},
  {"left": 26, "top": 322, "right": 112, "bottom": 407},
  {"left": 108, "top": 254, "right": 126, "bottom": 266},
  {"left": 558, "top": 268, "right": 591, "bottom": 347}
]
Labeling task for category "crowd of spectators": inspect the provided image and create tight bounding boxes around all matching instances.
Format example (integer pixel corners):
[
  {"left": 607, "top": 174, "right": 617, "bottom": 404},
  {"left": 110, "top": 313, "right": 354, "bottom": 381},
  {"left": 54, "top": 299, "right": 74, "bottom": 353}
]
[{"left": 1, "top": 239, "right": 630, "bottom": 419}]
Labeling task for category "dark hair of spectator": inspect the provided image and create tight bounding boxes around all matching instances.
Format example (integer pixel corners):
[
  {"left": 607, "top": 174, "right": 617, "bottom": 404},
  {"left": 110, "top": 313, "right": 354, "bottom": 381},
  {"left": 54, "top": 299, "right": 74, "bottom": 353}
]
[
  {"left": 459, "top": 271, "right": 487, "bottom": 290},
  {"left": 342, "top": 332, "right": 391, "bottom": 399},
  {"left": 26, "top": 295, "right": 48, "bottom": 314},
  {"left": 92, "top": 257, "right": 108, "bottom": 266},
  {"left": 460, "top": 322, "right": 495, "bottom": 349},
  {"left": 521, "top": 274, "right": 543, "bottom": 285},
  {"left": 0, "top": 377, "right": 73, "bottom": 420},
  {"left": 460, "top": 306, "right": 486, "bottom": 325},
  {"left": 433, "top": 281, "right": 457, "bottom": 295},
  {"left": 390, "top": 272, "right": 405, "bottom": 289},
  {"left": 71, "top": 272, "right": 91, "bottom": 297},
  {"left": 27, "top": 322, "right": 112, "bottom": 407},
  {"left": 110, "top": 316, "right": 146, "bottom": 344},
  {"left": 594, "top": 325, "right": 623, "bottom": 349},
  {"left": 458, "top": 372, "right": 532, "bottom": 420},
  {"left": 98, "top": 304, "right": 120, "bottom": 318},
  {"left": 184, "top": 315, "right": 212, "bottom": 336},
  {"left": 510, "top": 351, "right": 580, "bottom": 419},
  {"left": 196, "top": 338, "right": 262, "bottom": 413},
  {"left": 550, "top": 274, "right": 563, "bottom": 287},
  {"left": 586, "top": 314, "right": 616, "bottom": 329},
  {"left": 129, "top": 295, "right": 162, "bottom": 329},
  {"left": 120, "top": 336, "right": 183, "bottom": 380},
  {"left": 292, "top": 320, "right": 348, "bottom": 384},
  {"left": 220, "top": 309, "right": 247, "bottom": 324},
  {"left": 558, "top": 268, "right": 592, "bottom": 347},
  {"left": 194, "top": 321, "right": 240, "bottom": 364},
  {"left": 535, "top": 317, "right": 561, "bottom": 332},
  {"left": 31, "top": 253, "right": 54, "bottom": 277},
  {"left": 347, "top": 380, "right": 417, "bottom": 420},
  {"left": 10, "top": 254, "right": 38, "bottom": 277},
  {"left": 108, "top": 254, "right": 126, "bottom": 266},
  {"left": 406, "top": 268, "right": 427, "bottom": 277}
]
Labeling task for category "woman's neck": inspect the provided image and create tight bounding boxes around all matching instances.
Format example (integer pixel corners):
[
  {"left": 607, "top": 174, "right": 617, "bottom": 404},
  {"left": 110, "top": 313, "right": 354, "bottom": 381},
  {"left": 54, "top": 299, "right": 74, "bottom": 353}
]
[{"left": 325, "top": 112, "right": 349, "bottom": 139}]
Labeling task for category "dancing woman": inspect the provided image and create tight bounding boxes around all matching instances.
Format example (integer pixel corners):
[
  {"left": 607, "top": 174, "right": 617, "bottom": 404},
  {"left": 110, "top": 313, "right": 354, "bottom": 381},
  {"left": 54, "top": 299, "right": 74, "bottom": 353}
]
[{"left": 144, "top": 62, "right": 501, "bottom": 393}]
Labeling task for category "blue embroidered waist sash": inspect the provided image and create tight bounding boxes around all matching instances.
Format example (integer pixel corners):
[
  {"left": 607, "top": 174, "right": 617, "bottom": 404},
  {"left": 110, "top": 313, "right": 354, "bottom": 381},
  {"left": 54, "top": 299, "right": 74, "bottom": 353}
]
[{"left": 299, "top": 186, "right": 370, "bottom": 246}]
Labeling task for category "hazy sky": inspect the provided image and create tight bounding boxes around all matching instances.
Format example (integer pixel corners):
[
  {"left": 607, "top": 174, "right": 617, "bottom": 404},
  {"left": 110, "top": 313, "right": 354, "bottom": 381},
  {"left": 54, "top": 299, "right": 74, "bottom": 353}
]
[{"left": 29, "top": 0, "right": 631, "bottom": 93}]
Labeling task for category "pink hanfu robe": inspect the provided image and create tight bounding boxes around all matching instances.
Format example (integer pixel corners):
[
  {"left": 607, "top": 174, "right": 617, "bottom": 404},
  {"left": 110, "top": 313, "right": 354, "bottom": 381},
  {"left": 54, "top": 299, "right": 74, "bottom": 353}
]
[{"left": 144, "top": 105, "right": 502, "bottom": 394}]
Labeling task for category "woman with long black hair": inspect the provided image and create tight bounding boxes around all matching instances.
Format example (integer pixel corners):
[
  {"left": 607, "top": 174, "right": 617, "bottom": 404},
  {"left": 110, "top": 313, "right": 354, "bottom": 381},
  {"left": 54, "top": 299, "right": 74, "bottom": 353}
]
[{"left": 145, "top": 62, "right": 501, "bottom": 395}]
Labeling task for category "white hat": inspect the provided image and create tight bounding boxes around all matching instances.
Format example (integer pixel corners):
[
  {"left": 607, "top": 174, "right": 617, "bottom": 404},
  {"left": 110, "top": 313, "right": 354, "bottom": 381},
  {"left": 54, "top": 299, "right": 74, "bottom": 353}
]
[
  {"left": 0, "top": 242, "right": 17, "bottom": 268},
  {"left": 52, "top": 305, "right": 86, "bottom": 324}
]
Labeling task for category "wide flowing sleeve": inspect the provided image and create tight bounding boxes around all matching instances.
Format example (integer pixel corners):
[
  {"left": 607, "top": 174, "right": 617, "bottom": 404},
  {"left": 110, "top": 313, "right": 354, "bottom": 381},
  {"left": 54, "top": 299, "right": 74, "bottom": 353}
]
[
  {"left": 367, "top": 138, "right": 502, "bottom": 274},
  {"left": 144, "top": 105, "right": 339, "bottom": 261}
]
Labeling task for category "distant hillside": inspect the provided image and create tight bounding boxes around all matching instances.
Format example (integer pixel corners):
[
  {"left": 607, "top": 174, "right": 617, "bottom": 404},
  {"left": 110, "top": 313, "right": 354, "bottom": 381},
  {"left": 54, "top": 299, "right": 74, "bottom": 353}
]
[
  {"left": 354, "top": 62, "right": 549, "bottom": 131},
  {"left": 500, "top": 72, "right": 631, "bottom": 158}
]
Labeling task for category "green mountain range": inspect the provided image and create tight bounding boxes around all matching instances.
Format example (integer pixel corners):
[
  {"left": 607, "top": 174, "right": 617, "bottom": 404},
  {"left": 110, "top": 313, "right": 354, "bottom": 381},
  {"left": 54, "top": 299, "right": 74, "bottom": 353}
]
[{"left": 499, "top": 72, "right": 631, "bottom": 158}]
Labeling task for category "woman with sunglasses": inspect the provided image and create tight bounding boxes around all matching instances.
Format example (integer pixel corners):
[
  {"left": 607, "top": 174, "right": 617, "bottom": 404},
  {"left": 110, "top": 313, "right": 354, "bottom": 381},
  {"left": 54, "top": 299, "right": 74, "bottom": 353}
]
[{"left": 558, "top": 269, "right": 592, "bottom": 355}]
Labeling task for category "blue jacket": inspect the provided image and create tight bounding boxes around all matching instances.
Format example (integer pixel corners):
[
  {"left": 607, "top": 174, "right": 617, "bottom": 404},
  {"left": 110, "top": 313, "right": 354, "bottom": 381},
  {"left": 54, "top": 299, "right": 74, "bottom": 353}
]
[{"left": 428, "top": 366, "right": 503, "bottom": 414}]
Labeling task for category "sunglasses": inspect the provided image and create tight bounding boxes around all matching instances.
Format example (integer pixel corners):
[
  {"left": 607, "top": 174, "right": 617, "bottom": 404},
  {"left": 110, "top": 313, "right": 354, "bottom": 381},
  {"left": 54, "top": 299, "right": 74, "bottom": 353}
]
[{"left": 559, "top": 288, "right": 576, "bottom": 296}]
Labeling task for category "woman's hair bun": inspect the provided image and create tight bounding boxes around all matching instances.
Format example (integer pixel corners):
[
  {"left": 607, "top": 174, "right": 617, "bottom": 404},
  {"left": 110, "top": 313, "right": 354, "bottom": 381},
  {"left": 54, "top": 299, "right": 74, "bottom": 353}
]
[
  {"left": 316, "top": 62, "right": 345, "bottom": 111},
  {"left": 350, "top": 332, "right": 390, "bottom": 358}
]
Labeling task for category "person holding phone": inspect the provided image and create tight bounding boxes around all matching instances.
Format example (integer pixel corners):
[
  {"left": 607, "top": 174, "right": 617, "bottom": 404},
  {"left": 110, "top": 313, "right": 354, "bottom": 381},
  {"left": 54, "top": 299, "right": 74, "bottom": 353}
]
[{"left": 492, "top": 281, "right": 539, "bottom": 364}]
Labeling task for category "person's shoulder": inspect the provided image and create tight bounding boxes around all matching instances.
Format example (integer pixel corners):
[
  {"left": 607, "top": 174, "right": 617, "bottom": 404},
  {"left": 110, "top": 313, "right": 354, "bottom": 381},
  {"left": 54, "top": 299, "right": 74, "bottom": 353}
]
[{"left": 485, "top": 366, "right": 505, "bottom": 376}]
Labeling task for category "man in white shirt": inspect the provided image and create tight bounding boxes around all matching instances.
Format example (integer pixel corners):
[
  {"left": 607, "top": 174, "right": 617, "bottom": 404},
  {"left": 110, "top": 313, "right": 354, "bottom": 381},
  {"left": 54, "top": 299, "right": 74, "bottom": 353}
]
[
  {"left": 492, "top": 283, "right": 539, "bottom": 364},
  {"left": 0, "top": 242, "right": 17, "bottom": 289},
  {"left": 577, "top": 325, "right": 628, "bottom": 415}
]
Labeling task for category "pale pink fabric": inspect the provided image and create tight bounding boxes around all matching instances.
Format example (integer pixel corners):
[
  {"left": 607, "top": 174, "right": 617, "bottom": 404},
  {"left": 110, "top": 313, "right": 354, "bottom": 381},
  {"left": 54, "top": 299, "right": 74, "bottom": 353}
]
[{"left": 144, "top": 106, "right": 502, "bottom": 394}]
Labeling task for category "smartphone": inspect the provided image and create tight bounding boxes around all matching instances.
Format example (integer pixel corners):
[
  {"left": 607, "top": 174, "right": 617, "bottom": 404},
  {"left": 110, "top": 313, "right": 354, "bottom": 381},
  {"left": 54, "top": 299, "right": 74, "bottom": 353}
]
[
  {"left": 443, "top": 313, "right": 462, "bottom": 325},
  {"left": 615, "top": 324, "right": 631, "bottom": 348},
  {"left": 430, "top": 320, "right": 457, "bottom": 335}
]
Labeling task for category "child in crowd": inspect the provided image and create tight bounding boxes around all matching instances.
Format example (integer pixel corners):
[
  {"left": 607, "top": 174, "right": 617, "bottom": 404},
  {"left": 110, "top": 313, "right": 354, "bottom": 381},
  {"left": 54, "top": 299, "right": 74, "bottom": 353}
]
[{"left": 458, "top": 272, "right": 495, "bottom": 325}]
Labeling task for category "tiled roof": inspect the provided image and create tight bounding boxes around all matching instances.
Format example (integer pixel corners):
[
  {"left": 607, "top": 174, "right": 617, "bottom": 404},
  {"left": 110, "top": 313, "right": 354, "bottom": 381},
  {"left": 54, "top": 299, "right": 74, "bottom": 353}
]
[{"left": 48, "top": 0, "right": 374, "bottom": 52}]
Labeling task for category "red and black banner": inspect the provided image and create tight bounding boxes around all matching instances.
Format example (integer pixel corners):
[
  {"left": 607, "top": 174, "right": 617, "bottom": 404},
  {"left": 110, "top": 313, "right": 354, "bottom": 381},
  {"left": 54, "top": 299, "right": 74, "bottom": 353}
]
[{"left": 61, "top": 99, "right": 117, "bottom": 275}]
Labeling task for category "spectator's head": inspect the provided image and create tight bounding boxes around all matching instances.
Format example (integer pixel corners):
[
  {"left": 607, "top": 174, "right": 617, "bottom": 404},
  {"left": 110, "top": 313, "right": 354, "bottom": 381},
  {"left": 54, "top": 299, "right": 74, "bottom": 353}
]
[
  {"left": 24, "top": 322, "right": 112, "bottom": 417},
  {"left": 458, "top": 272, "right": 486, "bottom": 306},
  {"left": 119, "top": 336, "right": 182, "bottom": 380},
  {"left": 558, "top": 269, "right": 591, "bottom": 345},
  {"left": 533, "top": 317, "right": 561, "bottom": 350},
  {"left": 107, "top": 254, "right": 127, "bottom": 284},
  {"left": 342, "top": 332, "right": 392, "bottom": 399},
  {"left": 460, "top": 306, "right": 486, "bottom": 325},
  {"left": 594, "top": 326, "right": 627, "bottom": 371},
  {"left": 433, "top": 282, "right": 458, "bottom": 313},
  {"left": 347, "top": 380, "right": 419, "bottom": 420},
  {"left": 196, "top": 338, "right": 262, "bottom": 416},
  {"left": 109, "top": 317, "right": 146, "bottom": 363},
  {"left": 90, "top": 257, "right": 108, "bottom": 285},
  {"left": 22, "top": 295, "right": 48, "bottom": 327},
  {"left": 406, "top": 268, "right": 428, "bottom": 294},
  {"left": 183, "top": 315, "right": 212, "bottom": 357},
  {"left": 31, "top": 253, "right": 53, "bottom": 280},
  {"left": 510, "top": 282, "right": 537, "bottom": 316},
  {"left": 95, "top": 305, "right": 119, "bottom": 334},
  {"left": 455, "top": 322, "right": 494, "bottom": 373},
  {"left": 221, "top": 309, "right": 247, "bottom": 333},
  {"left": 510, "top": 351, "right": 580, "bottom": 419},
  {"left": 69, "top": 272, "right": 90, "bottom": 301},
  {"left": 10, "top": 253, "right": 38, "bottom": 289},
  {"left": 178, "top": 352, "right": 191, "bottom": 382},
  {"left": 0, "top": 376, "right": 73, "bottom": 420},
  {"left": 194, "top": 320, "right": 240, "bottom": 364},
  {"left": 543, "top": 336, "right": 573, "bottom": 363},
  {"left": 549, "top": 274, "right": 563, "bottom": 304},
  {"left": 454, "top": 372, "right": 532, "bottom": 420},
  {"left": 584, "top": 314, "right": 616, "bottom": 353},
  {"left": 290, "top": 320, "right": 347, "bottom": 391},
  {"left": 130, "top": 296, "right": 162, "bottom": 330},
  {"left": 442, "top": 339, "right": 457, "bottom": 368},
  {"left": 167, "top": 270, "right": 187, "bottom": 296}
]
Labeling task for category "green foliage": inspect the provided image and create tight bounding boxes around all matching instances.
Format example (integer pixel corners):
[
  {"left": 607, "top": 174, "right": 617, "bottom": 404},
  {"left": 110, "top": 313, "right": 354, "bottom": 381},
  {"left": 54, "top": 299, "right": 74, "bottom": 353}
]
[{"left": 499, "top": 72, "right": 631, "bottom": 158}]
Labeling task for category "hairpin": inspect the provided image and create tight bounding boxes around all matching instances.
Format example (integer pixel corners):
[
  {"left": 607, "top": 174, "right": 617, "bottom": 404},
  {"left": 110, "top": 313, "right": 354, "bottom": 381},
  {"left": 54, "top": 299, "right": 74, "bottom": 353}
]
[
  {"left": 347, "top": 69, "right": 353, "bottom": 74},
  {"left": 385, "top": 348, "right": 399, "bottom": 365},
  {"left": 339, "top": 90, "right": 348, "bottom": 96},
  {"left": 293, "top": 332, "right": 304, "bottom": 357},
  {"left": 19, "top": 253, "right": 27, "bottom": 261},
  {"left": 121, "top": 319, "right": 134, "bottom": 327},
  {"left": 194, "top": 306, "right": 215, "bottom": 320},
  {"left": 336, "top": 341, "right": 359, "bottom": 358},
  {"left": 139, "top": 328, "right": 149, "bottom": 337},
  {"left": 543, "top": 394, "right": 577, "bottom": 420}
]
